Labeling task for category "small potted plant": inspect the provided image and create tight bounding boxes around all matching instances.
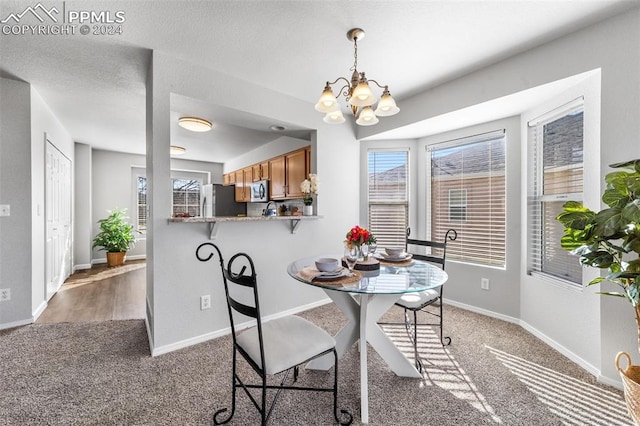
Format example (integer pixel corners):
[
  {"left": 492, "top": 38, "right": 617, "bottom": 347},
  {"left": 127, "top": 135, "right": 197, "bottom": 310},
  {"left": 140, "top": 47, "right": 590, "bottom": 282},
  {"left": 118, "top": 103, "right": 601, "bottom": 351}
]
[
  {"left": 557, "top": 159, "right": 640, "bottom": 420},
  {"left": 92, "top": 208, "right": 138, "bottom": 267},
  {"left": 300, "top": 173, "right": 319, "bottom": 216}
]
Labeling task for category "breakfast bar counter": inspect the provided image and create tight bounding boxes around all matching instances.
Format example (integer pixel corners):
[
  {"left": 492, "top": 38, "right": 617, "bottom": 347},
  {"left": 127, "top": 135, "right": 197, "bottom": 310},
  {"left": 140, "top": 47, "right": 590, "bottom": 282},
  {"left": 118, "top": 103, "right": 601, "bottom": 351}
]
[{"left": 169, "top": 215, "right": 323, "bottom": 239}]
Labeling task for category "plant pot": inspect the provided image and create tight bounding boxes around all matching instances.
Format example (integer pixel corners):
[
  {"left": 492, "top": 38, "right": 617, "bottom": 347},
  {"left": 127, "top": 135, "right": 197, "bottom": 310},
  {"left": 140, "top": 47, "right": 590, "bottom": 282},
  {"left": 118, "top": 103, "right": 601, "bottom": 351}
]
[
  {"left": 617, "top": 351, "right": 640, "bottom": 424},
  {"left": 303, "top": 205, "right": 313, "bottom": 216},
  {"left": 106, "top": 252, "right": 126, "bottom": 267}
]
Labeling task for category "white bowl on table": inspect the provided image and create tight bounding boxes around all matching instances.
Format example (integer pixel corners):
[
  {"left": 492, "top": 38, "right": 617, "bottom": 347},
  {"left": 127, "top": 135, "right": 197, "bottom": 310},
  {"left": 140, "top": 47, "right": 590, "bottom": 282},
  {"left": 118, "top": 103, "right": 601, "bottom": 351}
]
[
  {"left": 315, "top": 258, "right": 340, "bottom": 272},
  {"left": 385, "top": 247, "right": 404, "bottom": 257}
]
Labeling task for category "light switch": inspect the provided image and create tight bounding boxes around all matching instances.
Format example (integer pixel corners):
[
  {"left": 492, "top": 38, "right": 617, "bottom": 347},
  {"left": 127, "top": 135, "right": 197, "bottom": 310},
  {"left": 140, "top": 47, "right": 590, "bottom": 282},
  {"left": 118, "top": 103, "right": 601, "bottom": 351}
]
[{"left": 0, "top": 205, "right": 9, "bottom": 217}]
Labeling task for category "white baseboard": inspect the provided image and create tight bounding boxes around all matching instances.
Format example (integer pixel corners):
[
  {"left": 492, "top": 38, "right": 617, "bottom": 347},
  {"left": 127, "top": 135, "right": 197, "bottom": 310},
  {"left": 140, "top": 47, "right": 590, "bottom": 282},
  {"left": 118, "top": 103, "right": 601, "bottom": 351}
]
[
  {"left": 92, "top": 254, "right": 146, "bottom": 265},
  {"left": 73, "top": 263, "right": 92, "bottom": 273},
  {"left": 444, "top": 298, "right": 623, "bottom": 390},
  {"left": 150, "top": 298, "right": 332, "bottom": 357},
  {"left": 32, "top": 301, "right": 47, "bottom": 322},
  {"left": 0, "top": 317, "right": 32, "bottom": 331},
  {"left": 443, "top": 298, "right": 520, "bottom": 324}
]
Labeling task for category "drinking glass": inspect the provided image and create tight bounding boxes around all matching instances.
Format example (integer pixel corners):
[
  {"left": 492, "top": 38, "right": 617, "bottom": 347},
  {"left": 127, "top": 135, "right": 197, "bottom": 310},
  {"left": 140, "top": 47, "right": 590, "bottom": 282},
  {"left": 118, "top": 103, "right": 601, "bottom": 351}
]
[
  {"left": 367, "top": 242, "right": 377, "bottom": 258},
  {"left": 344, "top": 246, "right": 358, "bottom": 274}
]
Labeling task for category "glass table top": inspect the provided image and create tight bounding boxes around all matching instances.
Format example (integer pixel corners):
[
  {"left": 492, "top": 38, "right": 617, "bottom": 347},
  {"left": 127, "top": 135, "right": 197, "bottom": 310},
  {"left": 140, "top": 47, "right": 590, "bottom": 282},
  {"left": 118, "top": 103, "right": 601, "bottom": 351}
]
[{"left": 287, "top": 254, "right": 448, "bottom": 294}]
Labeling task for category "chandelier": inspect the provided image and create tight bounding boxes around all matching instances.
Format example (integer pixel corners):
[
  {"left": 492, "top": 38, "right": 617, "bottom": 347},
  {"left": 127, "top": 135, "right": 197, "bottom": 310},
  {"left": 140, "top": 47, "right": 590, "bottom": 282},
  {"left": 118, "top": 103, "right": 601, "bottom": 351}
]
[{"left": 314, "top": 28, "right": 399, "bottom": 126}]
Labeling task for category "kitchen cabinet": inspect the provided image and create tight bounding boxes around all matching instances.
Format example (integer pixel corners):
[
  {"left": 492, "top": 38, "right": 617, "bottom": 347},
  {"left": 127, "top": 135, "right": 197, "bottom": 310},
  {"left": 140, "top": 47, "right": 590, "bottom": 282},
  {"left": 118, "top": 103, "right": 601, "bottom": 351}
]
[
  {"left": 252, "top": 164, "right": 261, "bottom": 182},
  {"left": 285, "top": 148, "right": 307, "bottom": 198},
  {"left": 234, "top": 168, "right": 252, "bottom": 202},
  {"left": 252, "top": 161, "right": 270, "bottom": 182},
  {"left": 223, "top": 173, "right": 231, "bottom": 186},
  {"left": 269, "top": 148, "right": 308, "bottom": 200},
  {"left": 228, "top": 173, "right": 236, "bottom": 185},
  {"left": 269, "top": 156, "right": 286, "bottom": 199},
  {"left": 260, "top": 161, "right": 270, "bottom": 180}
]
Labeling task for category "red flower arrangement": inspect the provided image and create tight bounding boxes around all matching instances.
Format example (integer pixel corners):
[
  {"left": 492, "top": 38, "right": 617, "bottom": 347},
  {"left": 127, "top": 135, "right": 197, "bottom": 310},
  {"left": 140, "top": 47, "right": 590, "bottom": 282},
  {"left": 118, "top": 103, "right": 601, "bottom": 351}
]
[{"left": 344, "top": 225, "right": 377, "bottom": 248}]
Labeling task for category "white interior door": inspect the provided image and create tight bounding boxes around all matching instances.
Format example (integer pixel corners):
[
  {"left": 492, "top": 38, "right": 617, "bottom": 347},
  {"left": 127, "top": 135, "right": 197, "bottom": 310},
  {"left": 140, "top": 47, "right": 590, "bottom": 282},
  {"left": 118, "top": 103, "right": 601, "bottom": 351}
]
[{"left": 46, "top": 141, "right": 72, "bottom": 301}]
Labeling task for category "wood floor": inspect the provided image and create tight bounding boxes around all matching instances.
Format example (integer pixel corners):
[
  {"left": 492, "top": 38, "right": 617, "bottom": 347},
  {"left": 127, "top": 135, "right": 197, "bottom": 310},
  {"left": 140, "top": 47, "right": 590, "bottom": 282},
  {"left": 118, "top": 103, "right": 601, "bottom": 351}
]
[{"left": 36, "top": 260, "right": 146, "bottom": 324}]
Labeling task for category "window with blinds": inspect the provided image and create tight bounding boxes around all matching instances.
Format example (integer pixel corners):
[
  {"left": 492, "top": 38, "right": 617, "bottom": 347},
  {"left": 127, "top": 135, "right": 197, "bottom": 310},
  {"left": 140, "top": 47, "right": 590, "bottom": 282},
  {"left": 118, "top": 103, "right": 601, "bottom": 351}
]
[
  {"left": 429, "top": 131, "right": 506, "bottom": 267},
  {"left": 528, "top": 101, "right": 584, "bottom": 284},
  {"left": 367, "top": 150, "right": 409, "bottom": 249}
]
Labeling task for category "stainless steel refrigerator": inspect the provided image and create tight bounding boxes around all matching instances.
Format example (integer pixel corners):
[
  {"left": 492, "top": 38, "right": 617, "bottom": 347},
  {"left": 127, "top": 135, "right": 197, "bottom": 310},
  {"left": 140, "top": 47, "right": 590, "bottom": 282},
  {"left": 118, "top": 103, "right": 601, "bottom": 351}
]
[{"left": 201, "top": 184, "right": 247, "bottom": 217}]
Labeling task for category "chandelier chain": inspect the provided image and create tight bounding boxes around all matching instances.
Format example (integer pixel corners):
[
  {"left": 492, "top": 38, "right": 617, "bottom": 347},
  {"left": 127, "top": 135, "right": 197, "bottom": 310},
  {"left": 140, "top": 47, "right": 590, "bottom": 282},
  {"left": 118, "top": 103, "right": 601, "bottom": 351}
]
[{"left": 350, "top": 38, "right": 358, "bottom": 72}]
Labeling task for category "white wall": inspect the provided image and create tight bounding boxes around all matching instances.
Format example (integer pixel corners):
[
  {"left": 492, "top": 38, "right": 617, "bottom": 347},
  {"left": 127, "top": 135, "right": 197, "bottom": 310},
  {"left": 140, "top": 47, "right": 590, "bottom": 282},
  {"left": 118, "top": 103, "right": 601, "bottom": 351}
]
[
  {"left": 146, "top": 51, "right": 359, "bottom": 353},
  {"left": 90, "top": 149, "right": 225, "bottom": 264},
  {"left": 422, "top": 117, "right": 522, "bottom": 319},
  {"left": 520, "top": 75, "right": 603, "bottom": 376},
  {"left": 224, "top": 135, "right": 312, "bottom": 173},
  {"left": 360, "top": 7, "right": 640, "bottom": 385},
  {"left": 74, "top": 143, "right": 92, "bottom": 270},
  {"left": 0, "top": 78, "right": 32, "bottom": 327},
  {"left": 30, "top": 87, "right": 75, "bottom": 317},
  {"left": 0, "top": 78, "right": 75, "bottom": 329}
]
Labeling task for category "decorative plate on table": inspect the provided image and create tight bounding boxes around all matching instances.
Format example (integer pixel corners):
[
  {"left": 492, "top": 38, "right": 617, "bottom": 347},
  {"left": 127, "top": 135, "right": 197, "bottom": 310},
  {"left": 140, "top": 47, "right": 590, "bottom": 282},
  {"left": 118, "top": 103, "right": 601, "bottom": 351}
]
[
  {"left": 314, "top": 267, "right": 349, "bottom": 281},
  {"left": 374, "top": 252, "right": 413, "bottom": 262}
]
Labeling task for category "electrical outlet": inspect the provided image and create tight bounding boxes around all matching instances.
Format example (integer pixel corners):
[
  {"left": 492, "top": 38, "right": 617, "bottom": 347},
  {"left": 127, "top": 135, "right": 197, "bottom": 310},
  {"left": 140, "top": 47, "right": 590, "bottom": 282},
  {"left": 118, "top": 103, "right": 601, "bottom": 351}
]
[
  {"left": 0, "top": 288, "right": 10, "bottom": 301},
  {"left": 200, "top": 295, "right": 211, "bottom": 310},
  {"left": 0, "top": 205, "right": 9, "bottom": 217},
  {"left": 481, "top": 278, "right": 489, "bottom": 291}
]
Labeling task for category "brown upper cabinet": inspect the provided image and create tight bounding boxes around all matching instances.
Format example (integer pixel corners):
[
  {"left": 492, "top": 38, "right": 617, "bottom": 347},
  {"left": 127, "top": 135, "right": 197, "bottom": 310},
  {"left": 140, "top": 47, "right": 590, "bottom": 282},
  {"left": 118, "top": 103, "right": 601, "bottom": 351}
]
[
  {"left": 234, "top": 168, "right": 253, "bottom": 202},
  {"left": 228, "top": 145, "right": 311, "bottom": 201},
  {"left": 269, "top": 147, "right": 308, "bottom": 200},
  {"left": 269, "top": 156, "right": 286, "bottom": 199},
  {"left": 252, "top": 161, "right": 270, "bottom": 182},
  {"left": 259, "top": 161, "right": 270, "bottom": 180}
]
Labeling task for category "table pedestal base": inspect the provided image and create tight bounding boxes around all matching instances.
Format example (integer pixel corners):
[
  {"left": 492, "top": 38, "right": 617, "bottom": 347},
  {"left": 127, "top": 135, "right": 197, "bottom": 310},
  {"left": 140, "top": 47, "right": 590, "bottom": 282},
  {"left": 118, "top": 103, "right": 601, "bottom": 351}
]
[{"left": 306, "top": 291, "right": 421, "bottom": 424}]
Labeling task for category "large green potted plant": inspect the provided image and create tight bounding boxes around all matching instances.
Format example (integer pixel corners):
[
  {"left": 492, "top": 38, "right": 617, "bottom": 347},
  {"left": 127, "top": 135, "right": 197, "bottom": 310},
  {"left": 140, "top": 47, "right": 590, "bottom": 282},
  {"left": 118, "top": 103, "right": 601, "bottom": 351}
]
[
  {"left": 92, "top": 208, "right": 137, "bottom": 267},
  {"left": 557, "top": 159, "right": 640, "bottom": 421}
]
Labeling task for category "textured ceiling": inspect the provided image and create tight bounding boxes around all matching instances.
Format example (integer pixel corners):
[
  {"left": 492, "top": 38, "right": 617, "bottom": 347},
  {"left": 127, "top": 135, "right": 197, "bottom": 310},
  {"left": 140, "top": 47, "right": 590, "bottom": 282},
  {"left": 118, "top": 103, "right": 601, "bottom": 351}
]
[{"left": 1, "top": 0, "right": 638, "bottom": 162}]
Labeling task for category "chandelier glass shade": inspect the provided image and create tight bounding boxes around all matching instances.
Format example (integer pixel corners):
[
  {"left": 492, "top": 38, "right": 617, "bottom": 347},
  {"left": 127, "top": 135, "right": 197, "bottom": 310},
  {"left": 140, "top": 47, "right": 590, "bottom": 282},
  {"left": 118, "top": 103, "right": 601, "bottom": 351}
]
[{"left": 315, "top": 28, "right": 399, "bottom": 126}]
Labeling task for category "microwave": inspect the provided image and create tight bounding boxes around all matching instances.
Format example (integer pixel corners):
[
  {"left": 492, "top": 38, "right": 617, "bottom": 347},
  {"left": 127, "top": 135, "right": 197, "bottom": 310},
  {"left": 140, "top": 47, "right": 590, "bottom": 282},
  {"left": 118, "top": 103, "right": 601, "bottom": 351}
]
[{"left": 250, "top": 180, "right": 269, "bottom": 202}]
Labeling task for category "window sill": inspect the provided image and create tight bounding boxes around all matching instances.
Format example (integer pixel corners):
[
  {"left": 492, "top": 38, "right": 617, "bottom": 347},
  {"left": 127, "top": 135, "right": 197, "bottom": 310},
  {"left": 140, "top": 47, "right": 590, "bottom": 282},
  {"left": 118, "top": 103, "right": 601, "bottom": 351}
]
[{"left": 529, "top": 271, "right": 584, "bottom": 292}]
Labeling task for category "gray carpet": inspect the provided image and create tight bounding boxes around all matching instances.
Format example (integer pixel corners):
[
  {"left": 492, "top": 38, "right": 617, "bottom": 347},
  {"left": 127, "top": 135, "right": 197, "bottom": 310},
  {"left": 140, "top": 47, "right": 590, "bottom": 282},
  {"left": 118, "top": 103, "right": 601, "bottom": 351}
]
[{"left": 0, "top": 304, "right": 633, "bottom": 425}]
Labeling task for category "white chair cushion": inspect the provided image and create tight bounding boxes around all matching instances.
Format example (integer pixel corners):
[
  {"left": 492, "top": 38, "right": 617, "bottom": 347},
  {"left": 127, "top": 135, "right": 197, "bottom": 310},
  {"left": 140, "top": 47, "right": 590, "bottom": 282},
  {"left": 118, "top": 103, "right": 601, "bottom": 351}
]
[
  {"left": 236, "top": 315, "right": 336, "bottom": 375},
  {"left": 396, "top": 289, "right": 439, "bottom": 309}
]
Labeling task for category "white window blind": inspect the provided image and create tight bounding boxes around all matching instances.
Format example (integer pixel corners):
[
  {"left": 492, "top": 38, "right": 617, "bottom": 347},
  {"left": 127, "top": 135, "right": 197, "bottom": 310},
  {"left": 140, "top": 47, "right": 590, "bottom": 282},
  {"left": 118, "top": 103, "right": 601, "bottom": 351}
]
[
  {"left": 136, "top": 173, "right": 205, "bottom": 229},
  {"left": 137, "top": 176, "right": 147, "bottom": 231},
  {"left": 528, "top": 101, "right": 584, "bottom": 284},
  {"left": 171, "top": 178, "right": 202, "bottom": 217},
  {"left": 429, "top": 131, "right": 506, "bottom": 267},
  {"left": 368, "top": 150, "right": 409, "bottom": 249}
]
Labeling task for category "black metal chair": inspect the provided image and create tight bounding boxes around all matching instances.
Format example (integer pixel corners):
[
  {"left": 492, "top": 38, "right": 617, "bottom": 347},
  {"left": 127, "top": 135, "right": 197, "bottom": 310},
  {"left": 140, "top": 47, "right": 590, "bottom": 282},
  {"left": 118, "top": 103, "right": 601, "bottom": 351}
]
[
  {"left": 196, "top": 243, "right": 352, "bottom": 426},
  {"left": 393, "top": 229, "right": 457, "bottom": 372}
]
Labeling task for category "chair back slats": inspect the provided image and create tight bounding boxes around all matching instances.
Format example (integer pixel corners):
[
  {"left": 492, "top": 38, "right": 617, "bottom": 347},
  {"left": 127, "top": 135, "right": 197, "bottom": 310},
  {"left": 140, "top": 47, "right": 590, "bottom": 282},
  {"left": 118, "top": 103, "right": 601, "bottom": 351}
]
[
  {"left": 224, "top": 268, "right": 256, "bottom": 287},
  {"left": 406, "top": 229, "right": 457, "bottom": 271},
  {"left": 228, "top": 297, "right": 258, "bottom": 319}
]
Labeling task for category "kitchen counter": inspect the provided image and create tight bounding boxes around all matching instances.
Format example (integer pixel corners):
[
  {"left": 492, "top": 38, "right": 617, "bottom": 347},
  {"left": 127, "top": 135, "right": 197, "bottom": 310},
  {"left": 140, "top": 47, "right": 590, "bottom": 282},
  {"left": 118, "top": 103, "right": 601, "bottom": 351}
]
[{"left": 169, "top": 215, "right": 323, "bottom": 239}]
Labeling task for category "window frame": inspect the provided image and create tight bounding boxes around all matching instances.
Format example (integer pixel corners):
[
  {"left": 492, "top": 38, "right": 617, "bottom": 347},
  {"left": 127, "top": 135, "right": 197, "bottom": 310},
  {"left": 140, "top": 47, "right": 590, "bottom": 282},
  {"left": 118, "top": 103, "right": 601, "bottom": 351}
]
[
  {"left": 132, "top": 167, "right": 210, "bottom": 233},
  {"left": 428, "top": 129, "right": 507, "bottom": 269},
  {"left": 527, "top": 98, "right": 585, "bottom": 287},
  {"left": 366, "top": 148, "right": 410, "bottom": 250}
]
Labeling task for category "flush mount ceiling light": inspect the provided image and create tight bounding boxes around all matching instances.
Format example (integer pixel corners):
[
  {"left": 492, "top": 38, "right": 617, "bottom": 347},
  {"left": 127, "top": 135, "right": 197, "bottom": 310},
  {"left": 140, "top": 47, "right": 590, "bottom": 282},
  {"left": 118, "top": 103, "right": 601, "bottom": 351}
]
[
  {"left": 178, "top": 116, "right": 213, "bottom": 132},
  {"left": 315, "top": 28, "right": 399, "bottom": 126},
  {"left": 170, "top": 145, "right": 186, "bottom": 155},
  {"left": 270, "top": 125, "right": 287, "bottom": 132}
]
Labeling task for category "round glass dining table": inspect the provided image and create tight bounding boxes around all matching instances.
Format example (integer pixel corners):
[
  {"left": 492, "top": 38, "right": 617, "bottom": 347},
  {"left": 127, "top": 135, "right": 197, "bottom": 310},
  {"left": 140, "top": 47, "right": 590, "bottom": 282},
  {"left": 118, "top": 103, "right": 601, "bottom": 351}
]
[{"left": 287, "top": 254, "right": 448, "bottom": 424}]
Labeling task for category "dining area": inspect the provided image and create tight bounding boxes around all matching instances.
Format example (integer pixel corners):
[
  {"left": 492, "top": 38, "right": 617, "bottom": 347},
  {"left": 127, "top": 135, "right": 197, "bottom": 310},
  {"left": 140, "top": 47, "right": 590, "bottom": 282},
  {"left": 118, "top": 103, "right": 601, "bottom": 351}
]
[{"left": 196, "top": 225, "right": 454, "bottom": 425}]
